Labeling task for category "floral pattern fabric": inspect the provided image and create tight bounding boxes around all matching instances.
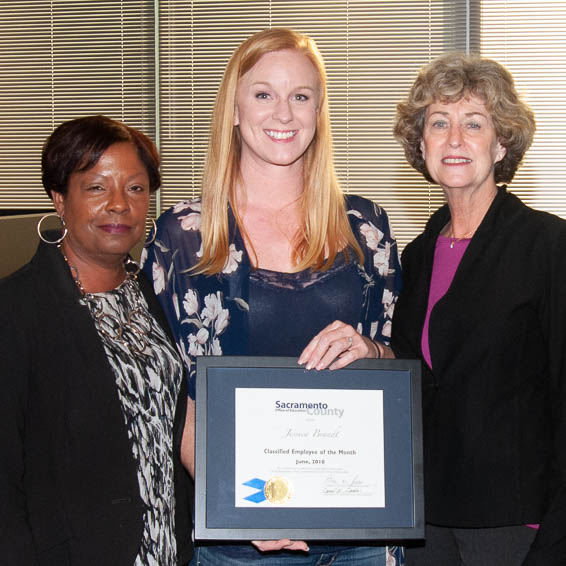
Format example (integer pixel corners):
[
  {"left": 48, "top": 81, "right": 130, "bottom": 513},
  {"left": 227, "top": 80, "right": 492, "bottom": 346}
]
[
  {"left": 142, "top": 194, "right": 404, "bottom": 565},
  {"left": 142, "top": 195, "right": 402, "bottom": 401}
]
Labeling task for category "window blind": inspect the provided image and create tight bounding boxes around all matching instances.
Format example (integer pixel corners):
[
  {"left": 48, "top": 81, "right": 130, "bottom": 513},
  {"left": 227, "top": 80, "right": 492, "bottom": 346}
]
[
  {"left": 159, "top": 0, "right": 468, "bottom": 249},
  {"left": 0, "top": 0, "right": 156, "bottom": 212},
  {"left": 479, "top": 1, "right": 566, "bottom": 219},
  {"left": 4, "top": 1, "right": 565, "bottom": 250}
]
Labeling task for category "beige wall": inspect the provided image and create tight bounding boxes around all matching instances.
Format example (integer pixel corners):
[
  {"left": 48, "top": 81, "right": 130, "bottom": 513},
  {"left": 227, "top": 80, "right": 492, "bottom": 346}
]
[{"left": 0, "top": 213, "right": 47, "bottom": 279}]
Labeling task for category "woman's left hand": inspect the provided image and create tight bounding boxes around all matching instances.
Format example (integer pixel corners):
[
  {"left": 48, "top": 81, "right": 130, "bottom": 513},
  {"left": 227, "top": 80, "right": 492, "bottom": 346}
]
[{"left": 298, "top": 320, "right": 392, "bottom": 371}]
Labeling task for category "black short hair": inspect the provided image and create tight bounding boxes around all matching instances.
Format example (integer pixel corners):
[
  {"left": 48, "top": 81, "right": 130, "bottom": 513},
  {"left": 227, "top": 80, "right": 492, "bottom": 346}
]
[{"left": 41, "top": 115, "right": 160, "bottom": 198}]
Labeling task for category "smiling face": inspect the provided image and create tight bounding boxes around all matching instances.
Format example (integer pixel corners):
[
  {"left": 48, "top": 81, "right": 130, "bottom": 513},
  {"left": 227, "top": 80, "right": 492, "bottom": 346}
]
[
  {"left": 234, "top": 49, "right": 320, "bottom": 171},
  {"left": 421, "top": 96, "right": 506, "bottom": 195},
  {"left": 52, "top": 142, "right": 150, "bottom": 267}
]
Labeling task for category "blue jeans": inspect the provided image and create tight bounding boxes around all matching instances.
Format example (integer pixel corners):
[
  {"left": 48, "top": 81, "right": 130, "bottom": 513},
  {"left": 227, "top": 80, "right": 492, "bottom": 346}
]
[{"left": 191, "top": 545, "right": 390, "bottom": 565}]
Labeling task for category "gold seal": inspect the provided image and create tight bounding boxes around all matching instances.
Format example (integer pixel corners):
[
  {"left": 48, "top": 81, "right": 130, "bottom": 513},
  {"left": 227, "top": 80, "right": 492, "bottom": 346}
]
[{"left": 264, "top": 477, "right": 292, "bottom": 504}]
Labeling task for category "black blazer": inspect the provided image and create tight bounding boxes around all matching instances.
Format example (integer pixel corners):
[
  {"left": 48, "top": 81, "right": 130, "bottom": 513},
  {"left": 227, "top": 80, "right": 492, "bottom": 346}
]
[
  {"left": 392, "top": 187, "right": 566, "bottom": 565},
  {"left": 0, "top": 239, "right": 193, "bottom": 565}
]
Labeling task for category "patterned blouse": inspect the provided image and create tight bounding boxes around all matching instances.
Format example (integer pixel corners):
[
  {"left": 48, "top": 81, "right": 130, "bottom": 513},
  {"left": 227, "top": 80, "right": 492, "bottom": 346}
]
[
  {"left": 83, "top": 277, "right": 183, "bottom": 566},
  {"left": 142, "top": 194, "right": 404, "bottom": 565},
  {"left": 142, "top": 194, "right": 402, "bottom": 401}
]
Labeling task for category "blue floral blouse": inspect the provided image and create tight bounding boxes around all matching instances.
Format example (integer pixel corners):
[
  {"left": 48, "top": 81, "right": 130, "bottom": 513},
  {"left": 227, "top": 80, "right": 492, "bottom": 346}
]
[
  {"left": 142, "top": 194, "right": 402, "bottom": 401},
  {"left": 141, "top": 194, "right": 404, "bottom": 565}
]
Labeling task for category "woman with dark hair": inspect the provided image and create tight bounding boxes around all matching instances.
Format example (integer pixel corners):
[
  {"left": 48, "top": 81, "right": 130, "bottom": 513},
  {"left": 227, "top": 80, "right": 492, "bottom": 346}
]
[
  {"left": 0, "top": 115, "right": 193, "bottom": 565},
  {"left": 143, "top": 28, "right": 403, "bottom": 566},
  {"left": 392, "top": 53, "right": 566, "bottom": 565}
]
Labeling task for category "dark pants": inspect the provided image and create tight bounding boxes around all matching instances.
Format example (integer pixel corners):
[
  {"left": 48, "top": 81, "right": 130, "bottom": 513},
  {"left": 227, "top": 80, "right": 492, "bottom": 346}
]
[{"left": 405, "top": 524, "right": 537, "bottom": 566}]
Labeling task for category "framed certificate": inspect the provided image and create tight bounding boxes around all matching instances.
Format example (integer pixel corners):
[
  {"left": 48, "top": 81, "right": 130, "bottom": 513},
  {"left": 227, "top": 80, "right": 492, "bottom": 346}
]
[{"left": 194, "top": 356, "right": 423, "bottom": 541}]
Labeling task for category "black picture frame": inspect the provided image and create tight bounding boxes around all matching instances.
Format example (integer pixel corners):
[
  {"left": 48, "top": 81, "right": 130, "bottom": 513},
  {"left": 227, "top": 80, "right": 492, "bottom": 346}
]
[{"left": 194, "top": 356, "right": 423, "bottom": 541}]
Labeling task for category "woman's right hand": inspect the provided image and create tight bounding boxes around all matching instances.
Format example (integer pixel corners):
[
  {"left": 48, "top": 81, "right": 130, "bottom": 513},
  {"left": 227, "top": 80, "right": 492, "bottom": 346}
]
[{"left": 252, "top": 539, "right": 309, "bottom": 553}]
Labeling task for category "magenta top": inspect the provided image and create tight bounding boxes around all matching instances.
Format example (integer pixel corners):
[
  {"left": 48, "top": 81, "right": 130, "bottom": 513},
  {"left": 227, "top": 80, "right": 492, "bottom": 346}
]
[
  {"left": 421, "top": 234, "right": 540, "bottom": 530},
  {"left": 421, "top": 236, "right": 470, "bottom": 369}
]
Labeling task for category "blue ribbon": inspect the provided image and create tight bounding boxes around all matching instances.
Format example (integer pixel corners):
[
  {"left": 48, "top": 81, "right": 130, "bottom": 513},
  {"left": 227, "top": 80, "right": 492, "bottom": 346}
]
[{"left": 242, "top": 478, "right": 266, "bottom": 503}]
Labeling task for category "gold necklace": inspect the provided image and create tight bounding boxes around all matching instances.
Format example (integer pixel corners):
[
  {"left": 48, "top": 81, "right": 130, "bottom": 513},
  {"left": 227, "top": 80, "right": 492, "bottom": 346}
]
[
  {"left": 449, "top": 228, "right": 475, "bottom": 249},
  {"left": 58, "top": 244, "right": 139, "bottom": 295},
  {"left": 59, "top": 246, "right": 151, "bottom": 354}
]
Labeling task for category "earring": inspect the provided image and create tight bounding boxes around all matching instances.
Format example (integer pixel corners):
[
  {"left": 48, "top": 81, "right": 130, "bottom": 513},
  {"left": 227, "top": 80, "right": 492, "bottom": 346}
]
[
  {"left": 144, "top": 218, "right": 157, "bottom": 247},
  {"left": 124, "top": 255, "right": 141, "bottom": 277},
  {"left": 37, "top": 212, "right": 67, "bottom": 245}
]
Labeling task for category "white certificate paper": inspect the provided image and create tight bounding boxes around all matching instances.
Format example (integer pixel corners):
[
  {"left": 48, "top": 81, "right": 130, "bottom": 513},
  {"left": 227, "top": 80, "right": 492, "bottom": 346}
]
[{"left": 235, "top": 388, "right": 385, "bottom": 508}]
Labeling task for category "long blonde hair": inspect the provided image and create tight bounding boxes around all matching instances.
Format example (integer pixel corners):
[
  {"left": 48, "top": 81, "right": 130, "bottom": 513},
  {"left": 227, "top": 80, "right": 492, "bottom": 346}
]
[{"left": 195, "top": 27, "right": 363, "bottom": 274}]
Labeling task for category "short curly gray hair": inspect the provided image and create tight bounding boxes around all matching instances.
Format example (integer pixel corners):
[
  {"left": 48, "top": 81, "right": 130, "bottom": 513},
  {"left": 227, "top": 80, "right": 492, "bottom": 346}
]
[{"left": 393, "top": 52, "right": 535, "bottom": 184}]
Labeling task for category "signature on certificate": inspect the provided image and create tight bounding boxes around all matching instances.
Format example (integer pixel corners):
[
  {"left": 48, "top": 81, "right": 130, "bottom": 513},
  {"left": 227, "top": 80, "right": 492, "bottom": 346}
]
[{"left": 322, "top": 475, "right": 368, "bottom": 495}]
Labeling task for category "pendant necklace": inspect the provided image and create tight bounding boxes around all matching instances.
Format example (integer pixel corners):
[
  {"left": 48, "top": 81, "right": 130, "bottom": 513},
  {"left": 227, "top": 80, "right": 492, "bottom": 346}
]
[{"left": 449, "top": 228, "right": 475, "bottom": 249}]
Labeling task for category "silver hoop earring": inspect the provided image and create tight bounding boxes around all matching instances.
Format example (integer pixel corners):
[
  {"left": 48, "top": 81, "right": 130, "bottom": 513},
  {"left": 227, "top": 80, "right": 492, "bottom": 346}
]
[
  {"left": 124, "top": 255, "right": 141, "bottom": 277},
  {"left": 144, "top": 218, "right": 157, "bottom": 247},
  {"left": 37, "top": 212, "right": 67, "bottom": 245}
]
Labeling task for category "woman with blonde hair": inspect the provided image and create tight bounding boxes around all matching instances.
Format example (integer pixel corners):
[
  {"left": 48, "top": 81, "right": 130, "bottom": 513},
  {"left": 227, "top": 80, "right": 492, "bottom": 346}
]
[
  {"left": 392, "top": 52, "right": 566, "bottom": 565},
  {"left": 144, "top": 27, "right": 403, "bottom": 566}
]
